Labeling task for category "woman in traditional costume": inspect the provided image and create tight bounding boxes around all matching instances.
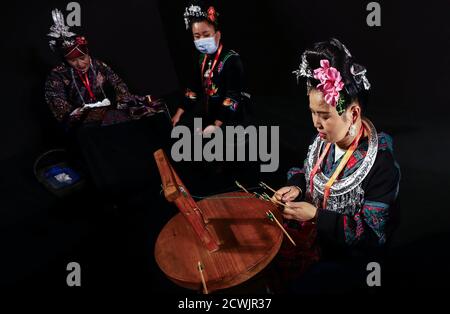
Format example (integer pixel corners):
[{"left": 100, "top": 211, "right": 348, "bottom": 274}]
[
  {"left": 171, "top": 2, "right": 248, "bottom": 134},
  {"left": 273, "top": 38, "right": 401, "bottom": 292},
  {"left": 43, "top": 9, "right": 169, "bottom": 199},
  {"left": 44, "top": 9, "right": 163, "bottom": 131}
]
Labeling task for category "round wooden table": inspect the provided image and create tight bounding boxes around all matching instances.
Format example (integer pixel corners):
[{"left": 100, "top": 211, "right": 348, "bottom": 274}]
[{"left": 154, "top": 191, "right": 283, "bottom": 292}]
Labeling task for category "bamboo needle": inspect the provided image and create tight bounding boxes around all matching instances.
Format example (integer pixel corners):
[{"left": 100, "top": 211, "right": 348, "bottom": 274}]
[
  {"left": 235, "top": 181, "right": 249, "bottom": 194},
  {"left": 197, "top": 261, "right": 208, "bottom": 294},
  {"left": 259, "top": 181, "right": 277, "bottom": 193},
  {"left": 256, "top": 191, "right": 287, "bottom": 209},
  {"left": 266, "top": 211, "right": 296, "bottom": 246}
]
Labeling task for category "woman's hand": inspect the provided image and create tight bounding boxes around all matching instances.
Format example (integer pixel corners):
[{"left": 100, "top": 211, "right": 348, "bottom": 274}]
[
  {"left": 172, "top": 108, "right": 185, "bottom": 127},
  {"left": 171, "top": 115, "right": 180, "bottom": 127},
  {"left": 273, "top": 186, "right": 302, "bottom": 203},
  {"left": 203, "top": 125, "right": 218, "bottom": 135},
  {"left": 185, "top": 89, "right": 197, "bottom": 100},
  {"left": 69, "top": 107, "right": 85, "bottom": 119},
  {"left": 282, "top": 202, "right": 318, "bottom": 222}
]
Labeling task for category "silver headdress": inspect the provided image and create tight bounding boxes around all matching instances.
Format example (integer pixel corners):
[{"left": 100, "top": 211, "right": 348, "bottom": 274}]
[
  {"left": 351, "top": 64, "right": 371, "bottom": 90},
  {"left": 183, "top": 4, "right": 207, "bottom": 30},
  {"left": 292, "top": 45, "right": 371, "bottom": 91},
  {"left": 341, "top": 42, "right": 352, "bottom": 58},
  {"left": 292, "top": 52, "right": 313, "bottom": 83},
  {"left": 47, "top": 9, "right": 76, "bottom": 51},
  {"left": 339, "top": 41, "right": 371, "bottom": 91}
]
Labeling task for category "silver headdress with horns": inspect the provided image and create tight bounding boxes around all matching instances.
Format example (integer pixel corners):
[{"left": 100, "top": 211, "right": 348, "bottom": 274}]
[
  {"left": 351, "top": 64, "right": 371, "bottom": 90},
  {"left": 292, "top": 45, "right": 371, "bottom": 92},
  {"left": 183, "top": 4, "right": 207, "bottom": 30},
  {"left": 47, "top": 9, "right": 76, "bottom": 51},
  {"left": 293, "top": 52, "right": 313, "bottom": 82}
]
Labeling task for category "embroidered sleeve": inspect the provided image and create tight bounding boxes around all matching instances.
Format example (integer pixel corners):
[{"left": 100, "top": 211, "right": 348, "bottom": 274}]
[
  {"left": 179, "top": 88, "right": 197, "bottom": 111},
  {"left": 216, "top": 54, "right": 244, "bottom": 123},
  {"left": 343, "top": 201, "right": 390, "bottom": 246},
  {"left": 285, "top": 157, "right": 308, "bottom": 201},
  {"left": 287, "top": 166, "right": 305, "bottom": 181},
  {"left": 100, "top": 61, "right": 134, "bottom": 105},
  {"left": 178, "top": 55, "right": 202, "bottom": 112},
  {"left": 343, "top": 150, "right": 400, "bottom": 247},
  {"left": 317, "top": 150, "right": 400, "bottom": 249},
  {"left": 44, "top": 71, "right": 74, "bottom": 124},
  {"left": 317, "top": 149, "right": 400, "bottom": 250}
]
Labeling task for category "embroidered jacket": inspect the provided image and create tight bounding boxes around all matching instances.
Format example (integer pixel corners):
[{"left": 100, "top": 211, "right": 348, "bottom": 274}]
[
  {"left": 179, "top": 47, "right": 247, "bottom": 125},
  {"left": 287, "top": 120, "right": 400, "bottom": 259},
  {"left": 45, "top": 58, "right": 159, "bottom": 129}
]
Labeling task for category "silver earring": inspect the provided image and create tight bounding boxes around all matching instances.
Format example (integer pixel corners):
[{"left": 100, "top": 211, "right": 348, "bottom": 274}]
[{"left": 349, "top": 124, "right": 357, "bottom": 137}]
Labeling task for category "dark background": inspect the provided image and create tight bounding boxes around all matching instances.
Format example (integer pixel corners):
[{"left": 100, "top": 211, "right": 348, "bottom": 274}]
[{"left": 1, "top": 0, "right": 450, "bottom": 295}]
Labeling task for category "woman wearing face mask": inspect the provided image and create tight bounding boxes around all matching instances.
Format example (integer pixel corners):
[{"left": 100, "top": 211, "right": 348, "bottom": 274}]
[
  {"left": 171, "top": 3, "right": 247, "bottom": 134},
  {"left": 272, "top": 38, "right": 401, "bottom": 293}
]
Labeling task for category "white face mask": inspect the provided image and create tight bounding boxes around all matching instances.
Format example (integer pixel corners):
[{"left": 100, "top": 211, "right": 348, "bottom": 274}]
[{"left": 194, "top": 36, "right": 218, "bottom": 54}]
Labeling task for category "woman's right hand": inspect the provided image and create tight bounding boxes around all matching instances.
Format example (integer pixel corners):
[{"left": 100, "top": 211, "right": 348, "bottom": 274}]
[
  {"left": 69, "top": 107, "right": 85, "bottom": 119},
  {"left": 273, "top": 186, "right": 302, "bottom": 203},
  {"left": 171, "top": 115, "right": 180, "bottom": 127},
  {"left": 172, "top": 108, "right": 185, "bottom": 127}
]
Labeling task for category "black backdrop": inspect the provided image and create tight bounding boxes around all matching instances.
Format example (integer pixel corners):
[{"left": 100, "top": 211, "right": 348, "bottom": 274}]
[
  {"left": 159, "top": 0, "right": 450, "bottom": 247},
  {"left": 1, "top": 0, "right": 179, "bottom": 161},
  {"left": 1, "top": 0, "right": 450, "bottom": 292}
]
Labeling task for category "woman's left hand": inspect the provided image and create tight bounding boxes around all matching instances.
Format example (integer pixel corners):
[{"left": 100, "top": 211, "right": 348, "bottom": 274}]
[
  {"left": 283, "top": 202, "right": 318, "bottom": 222},
  {"left": 203, "top": 125, "right": 219, "bottom": 135}
]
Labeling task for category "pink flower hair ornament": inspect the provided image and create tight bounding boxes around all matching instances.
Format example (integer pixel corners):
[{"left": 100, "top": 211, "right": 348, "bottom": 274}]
[
  {"left": 207, "top": 6, "right": 217, "bottom": 23},
  {"left": 313, "top": 59, "right": 345, "bottom": 108}
]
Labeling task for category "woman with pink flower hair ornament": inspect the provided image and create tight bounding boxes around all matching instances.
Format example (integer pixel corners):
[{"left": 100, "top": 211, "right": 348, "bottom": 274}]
[{"left": 271, "top": 38, "right": 401, "bottom": 293}]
